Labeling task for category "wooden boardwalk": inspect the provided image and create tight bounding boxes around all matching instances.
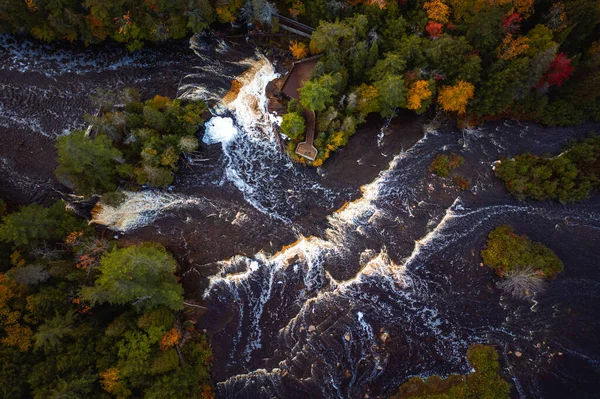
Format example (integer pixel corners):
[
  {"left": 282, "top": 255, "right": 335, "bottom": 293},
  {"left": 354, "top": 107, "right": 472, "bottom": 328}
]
[
  {"left": 275, "top": 14, "right": 315, "bottom": 39},
  {"left": 296, "top": 109, "right": 317, "bottom": 161},
  {"left": 280, "top": 56, "right": 321, "bottom": 162}
]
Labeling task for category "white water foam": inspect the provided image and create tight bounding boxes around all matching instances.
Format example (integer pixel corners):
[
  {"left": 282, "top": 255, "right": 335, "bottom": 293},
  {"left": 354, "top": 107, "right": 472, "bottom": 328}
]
[
  {"left": 203, "top": 116, "right": 238, "bottom": 145},
  {"left": 91, "top": 191, "right": 206, "bottom": 232}
]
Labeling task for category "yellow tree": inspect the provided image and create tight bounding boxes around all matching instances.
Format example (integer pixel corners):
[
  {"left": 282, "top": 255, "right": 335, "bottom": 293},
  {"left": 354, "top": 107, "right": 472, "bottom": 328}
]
[
  {"left": 159, "top": 327, "right": 181, "bottom": 350},
  {"left": 289, "top": 41, "right": 308, "bottom": 59},
  {"left": 498, "top": 34, "right": 530, "bottom": 60},
  {"left": 424, "top": 0, "right": 450, "bottom": 24},
  {"left": 0, "top": 274, "right": 32, "bottom": 352},
  {"left": 100, "top": 367, "right": 131, "bottom": 397},
  {"left": 407, "top": 80, "right": 433, "bottom": 110},
  {"left": 438, "top": 81, "right": 475, "bottom": 114},
  {"left": 512, "top": 0, "right": 534, "bottom": 18}
]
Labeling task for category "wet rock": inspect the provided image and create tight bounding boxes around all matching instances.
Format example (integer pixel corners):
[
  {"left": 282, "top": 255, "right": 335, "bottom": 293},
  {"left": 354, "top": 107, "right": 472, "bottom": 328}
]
[
  {"left": 284, "top": 254, "right": 299, "bottom": 267},
  {"left": 268, "top": 97, "right": 286, "bottom": 115},
  {"left": 308, "top": 325, "right": 316, "bottom": 333},
  {"left": 380, "top": 332, "right": 390, "bottom": 343}
]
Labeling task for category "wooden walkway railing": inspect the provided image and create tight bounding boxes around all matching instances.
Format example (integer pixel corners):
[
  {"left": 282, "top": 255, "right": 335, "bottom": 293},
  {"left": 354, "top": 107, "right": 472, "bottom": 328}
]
[
  {"left": 274, "top": 14, "right": 315, "bottom": 39},
  {"left": 295, "top": 109, "right": 317, "bottom": 161}
]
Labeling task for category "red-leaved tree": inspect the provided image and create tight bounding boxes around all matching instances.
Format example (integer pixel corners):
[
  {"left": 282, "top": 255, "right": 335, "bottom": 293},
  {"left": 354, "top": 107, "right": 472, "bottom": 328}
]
[
  {"left": 502, "top": 13, "right": 522, "bottom": 34},
  {"left": 536, "top": 53, "right": 574, "bottom": 88},
  {"left": 426, "top": 21, "right": 443, "bottom": 39}
]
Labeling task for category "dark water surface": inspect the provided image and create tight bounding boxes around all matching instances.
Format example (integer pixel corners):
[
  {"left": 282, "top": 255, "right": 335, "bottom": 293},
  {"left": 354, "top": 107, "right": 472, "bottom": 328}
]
[{"left": 1, "top": 34, "right": 599, "bottom": 399}]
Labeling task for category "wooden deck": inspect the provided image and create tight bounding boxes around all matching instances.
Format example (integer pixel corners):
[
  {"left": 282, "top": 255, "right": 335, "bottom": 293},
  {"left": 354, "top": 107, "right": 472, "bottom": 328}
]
[{"left": 295, "top": 109, "right": 317, "bottom": 161}]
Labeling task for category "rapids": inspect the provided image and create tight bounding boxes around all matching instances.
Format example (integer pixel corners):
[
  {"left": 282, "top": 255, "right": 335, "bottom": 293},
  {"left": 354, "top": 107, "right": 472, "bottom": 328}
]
[{"left": 1, "top": 33, "right": 599, "bottom": 398}]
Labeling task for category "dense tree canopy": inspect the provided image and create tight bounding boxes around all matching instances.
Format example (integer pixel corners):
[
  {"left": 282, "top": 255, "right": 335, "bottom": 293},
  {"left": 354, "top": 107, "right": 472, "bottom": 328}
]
[
  {"left": 81, "top": 243, "right": 184, "bottom": 312},
  {"left": 495, "top": 135, "right": 600, "bottom": 203},
  {"left": 277, "top": 0, "right": 599, "bottom": 165},
  {"left": 0, "top": 202, "right": 213, "bottom": 398},
  {"left": 481, "top": 225, "right": 564, "bottom": 278}
]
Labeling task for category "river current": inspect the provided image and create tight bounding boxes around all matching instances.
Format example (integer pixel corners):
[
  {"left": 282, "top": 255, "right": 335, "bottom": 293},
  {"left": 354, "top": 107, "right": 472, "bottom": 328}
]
[{"left": 1, "top": 33, "right": 599, "bottom": 398}]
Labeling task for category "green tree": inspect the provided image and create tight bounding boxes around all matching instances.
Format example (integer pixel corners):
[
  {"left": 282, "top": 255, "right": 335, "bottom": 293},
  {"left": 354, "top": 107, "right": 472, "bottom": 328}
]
[
  {"left": 300, "top": 80, "right": 334, "bottom": 112},
  {"left": 375, "top": 75, "right": 406, "bottom": 118},
  {"left": 55, "top": 130, "right": 122, "bottom": 196},
  {"left": 281, "top": 112, "right": 306, "bottom": 140},
  {"left": 0, "top": 202, "right": 83, "bottom": 247},
  {"left": 81, "top": 243, "right": 183, "bottom": 312}
]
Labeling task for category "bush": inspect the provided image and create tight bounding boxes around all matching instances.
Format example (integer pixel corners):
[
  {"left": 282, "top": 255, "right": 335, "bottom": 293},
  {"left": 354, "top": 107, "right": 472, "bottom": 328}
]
[
  {"left": 453, "top": 175, "right": 470, "bottom": 190},
  {"left": 481, "top": 225, "right": 563, "bottom": 278},
  {"left": 429, "top": 153, "right": 464, "bottom": 177}
]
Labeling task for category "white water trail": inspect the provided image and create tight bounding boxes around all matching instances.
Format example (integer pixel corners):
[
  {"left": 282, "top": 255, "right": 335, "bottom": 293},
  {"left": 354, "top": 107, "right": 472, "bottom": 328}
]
[{"left": 91, "top": 191, "right": 206, "bottom": 232}]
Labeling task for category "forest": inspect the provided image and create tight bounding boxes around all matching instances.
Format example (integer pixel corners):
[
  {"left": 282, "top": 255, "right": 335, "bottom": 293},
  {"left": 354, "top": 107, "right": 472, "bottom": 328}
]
[{"left": 0, "top": 200, "right": 214, "bottom": 398}]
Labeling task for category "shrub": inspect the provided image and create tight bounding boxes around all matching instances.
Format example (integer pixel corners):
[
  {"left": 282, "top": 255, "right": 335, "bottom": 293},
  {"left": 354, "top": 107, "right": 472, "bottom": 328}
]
[
  {"left": 429, "top": 153, "right": 464, "bottom": 177},
  {"left": 453, "top": 175, "right": 470, "bottom": 190}
]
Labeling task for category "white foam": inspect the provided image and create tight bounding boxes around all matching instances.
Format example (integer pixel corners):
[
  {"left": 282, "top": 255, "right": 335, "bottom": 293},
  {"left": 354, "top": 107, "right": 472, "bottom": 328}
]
[{"left": 203, "top": 116, "right": 238, "bottom": 144}]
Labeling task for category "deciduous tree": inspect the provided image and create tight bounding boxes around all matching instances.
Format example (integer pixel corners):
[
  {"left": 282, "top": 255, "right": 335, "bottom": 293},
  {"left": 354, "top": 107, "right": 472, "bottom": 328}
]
[{"left": 437, "top": 81, "right": 475, "bottom": 114}]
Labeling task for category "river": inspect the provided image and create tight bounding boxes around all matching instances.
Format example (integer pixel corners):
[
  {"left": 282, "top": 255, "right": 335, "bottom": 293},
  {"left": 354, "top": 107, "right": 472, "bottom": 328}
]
[{"left": 1, "top": 33, "right": 599, "bottom": 399}]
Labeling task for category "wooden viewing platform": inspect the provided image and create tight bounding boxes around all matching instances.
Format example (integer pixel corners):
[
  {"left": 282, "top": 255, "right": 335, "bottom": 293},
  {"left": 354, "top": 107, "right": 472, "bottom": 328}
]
[{"left": 280, "top": 56, "right": 321, "bottom": 161}]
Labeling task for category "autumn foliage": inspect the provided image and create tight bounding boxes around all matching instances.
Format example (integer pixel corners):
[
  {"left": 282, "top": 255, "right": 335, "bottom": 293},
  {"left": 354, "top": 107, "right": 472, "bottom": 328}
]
[
  {"left": 502, "top": 13, "right": 522, "bottom": 33},
  {"left": 289, "top": 41, "right": 308, "bottom": 59},
  {"left": 100, "top": 367, "right": 121, "bottom": 393},
  {"left": 438, "top": 81, "right": 475, "bottom": 114},
  {"left": 536, "top": 53, "right": 574, "bottom": 88},
  {"left": 426, "top": 21, "right": 443, "bottom": 38},
  {"left": 0, "top": 274, "right": 32, "bottom": 352},
  {"left": 498, "top": 34, "right": 530, "bottom": 60},
  {"left": 159, "top": 327, "right": 181, "bottom": 350},
  {"left": 407, "top": 80, "right": 433, "bottom": 110},
  {"left": 424, "top": 0, "right": 450, "bottom": 23}
]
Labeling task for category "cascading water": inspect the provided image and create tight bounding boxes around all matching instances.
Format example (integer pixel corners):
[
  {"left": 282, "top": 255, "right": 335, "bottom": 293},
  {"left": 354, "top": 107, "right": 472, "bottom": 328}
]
[
  {"left": 4, "top": 31, "right": 599, "bottom": 398},
  {"left": 88, "top": 39, "right": 600, "bottom": 397}
]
